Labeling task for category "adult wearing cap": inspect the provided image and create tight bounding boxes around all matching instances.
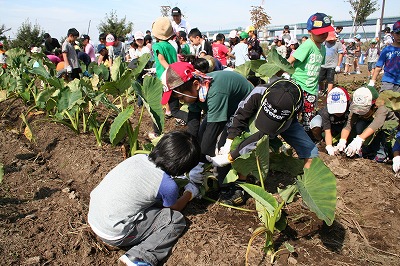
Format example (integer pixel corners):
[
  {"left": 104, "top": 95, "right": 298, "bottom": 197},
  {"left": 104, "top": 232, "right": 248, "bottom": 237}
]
[
  {"left": 43, "top": 33, "right": 61, "bottom": 54},
  {"left": 207, "top": 77, "right": 318, "bottom": 204},
  {"left": 309, "top": 87, "right": 350, "bottom": 155},
  {"left": 170, "top": 7, "right": 191, "bottom": 35},
  {"left": 336, "top": 86, "right": 398, "bottom": 162},
  {"left": 80, "top": 34, "right": 96, "bottom": 62},
  {"left": 287, "top": 12, "right": 334, "bottom": 132},
  {"left": 369, "top": 20, "right": 400, "bottom": 93},
  {"left": 161, "top": 62, "right": 253, "bottom": 205},
  {"left": 282, "top": 25, "right": 292, "bottom": 44}
]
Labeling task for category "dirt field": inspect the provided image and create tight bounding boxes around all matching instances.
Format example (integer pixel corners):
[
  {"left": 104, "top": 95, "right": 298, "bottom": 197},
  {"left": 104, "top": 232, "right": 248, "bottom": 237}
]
[{"left": 1, "top": 65, "right": 400, "bottom": 266}]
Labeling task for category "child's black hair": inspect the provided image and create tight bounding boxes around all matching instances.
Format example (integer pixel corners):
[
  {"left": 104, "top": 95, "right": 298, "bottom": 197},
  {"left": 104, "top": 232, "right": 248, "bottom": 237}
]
[
  {"left": 67, "top": 28, "right": 79, "bottom": 37},
  {"left": 188, "top": 28, "right": 202, "bottom": 39},
  {"left": 144, "top": 34, "right": 153, "bottom": 44},
  {"left": 215, "top": 33, "right": 225, "bottom": 42},
  {"left": 148, "top": 131, "right": 201, "bottom": 176}
]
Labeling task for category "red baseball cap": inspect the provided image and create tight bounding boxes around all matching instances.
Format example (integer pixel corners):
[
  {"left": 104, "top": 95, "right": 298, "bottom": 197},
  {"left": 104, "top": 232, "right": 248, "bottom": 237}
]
[
  {"left": 161, "top": 62, "right": 195, "bottom": 105},
  {"left": 307, "top": 13, "right": 334, "bottom": 35}
]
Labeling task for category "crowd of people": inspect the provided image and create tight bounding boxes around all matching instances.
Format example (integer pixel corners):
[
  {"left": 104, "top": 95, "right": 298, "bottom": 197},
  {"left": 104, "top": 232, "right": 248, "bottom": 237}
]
[{"left": 4, "top": 8, "right": 398, "bottom": 266}]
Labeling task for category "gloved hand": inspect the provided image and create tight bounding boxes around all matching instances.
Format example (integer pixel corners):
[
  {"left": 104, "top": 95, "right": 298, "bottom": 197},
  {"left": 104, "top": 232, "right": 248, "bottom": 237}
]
[
  {"left": 66, "top": 65, "right": 72, "bottom": 73},
  {"left": 335, "top": 66, "right": 341, "bottom": 73},
  {"left": 281, "top": 72, "right": 291, "bottom": 80},
  {"left": 184, "top": 182, "right": 199, "bottom": 200},
  {"left": 206, "top": 154, "right": 233, "bottom": 167},
  {"left": 368, "top": 80, "right": 375, "bottom": 87},
  {"left": 325, "top": 145, "right": 336, "bottom": 156},
  {"left": 188, "top": 162, "right": 205, "bottom": 184},
  {"left": 336, "top": 139, "right": 347, "bottom": 153},
  {"left": 393, "top": 156, "right": 400, "bottom": 173},
  {"left": 345, "top": 135, "right": 364, "bottom": 157},
  {"left": 218, "top": 139, "right": 233, "bottom": 155}
]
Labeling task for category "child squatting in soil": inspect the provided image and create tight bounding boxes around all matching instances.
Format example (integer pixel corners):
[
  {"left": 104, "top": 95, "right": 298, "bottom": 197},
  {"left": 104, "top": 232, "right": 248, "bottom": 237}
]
[{"left": 87, "top": 131, "right": 201, "bottom": 266}]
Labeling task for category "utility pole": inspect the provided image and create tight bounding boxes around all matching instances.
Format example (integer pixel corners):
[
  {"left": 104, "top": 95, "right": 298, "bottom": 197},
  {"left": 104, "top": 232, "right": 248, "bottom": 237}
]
[{"left": 378, "top": 0, "right": 385, "bottom": 49}]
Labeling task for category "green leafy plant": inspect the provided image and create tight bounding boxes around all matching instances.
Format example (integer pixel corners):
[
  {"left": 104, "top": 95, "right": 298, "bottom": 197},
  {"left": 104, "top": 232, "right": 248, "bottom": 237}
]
[{"left": 226, "top": 135, "right": 336, "bottom": 264}]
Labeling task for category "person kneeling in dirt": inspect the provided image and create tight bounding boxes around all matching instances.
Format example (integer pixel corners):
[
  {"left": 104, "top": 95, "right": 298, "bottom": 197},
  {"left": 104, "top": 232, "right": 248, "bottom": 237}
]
[
  {"left": 335, "top": 86, "right": 398, "bottom": 162},
  {"left": 206, "top": 77, "right": 318, "bottom": 195},
  {"left": 87, "top": 131, "right": 201, "bottom": 266},
  {"left": 309, "top": 87, "right": 350, "bottom": 155},
  {"left": 161, "top": 62, "right": 253, "bottom": 206}
]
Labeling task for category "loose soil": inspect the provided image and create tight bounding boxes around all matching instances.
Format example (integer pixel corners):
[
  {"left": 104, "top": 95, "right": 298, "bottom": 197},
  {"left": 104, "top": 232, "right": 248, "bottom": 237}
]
[{"left": 1, "top": 65, "right": 400, "bottom": 266}]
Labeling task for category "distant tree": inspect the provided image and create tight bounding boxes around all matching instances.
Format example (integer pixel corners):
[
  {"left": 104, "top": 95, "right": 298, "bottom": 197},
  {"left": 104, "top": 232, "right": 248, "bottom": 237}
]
[
  {"left": 250, "top": 6, "right": 271, "bottom": 31},
  {"left": 348, "top": 0, "right": 379, "bottom": 32},
  {"left": 98, "top": 10, "right": 134, "bottom": 38},
  {"left": 160, "top": 6, "right": 171, "bottom": 17},
  {"left": 10, "top": 19, "right": 44, "bottom": 50}
]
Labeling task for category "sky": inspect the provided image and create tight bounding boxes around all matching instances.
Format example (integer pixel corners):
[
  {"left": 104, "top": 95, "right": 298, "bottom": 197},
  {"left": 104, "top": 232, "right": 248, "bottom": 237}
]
[{"left": 1, "top": 0, "right": 399, "bottom": 42}]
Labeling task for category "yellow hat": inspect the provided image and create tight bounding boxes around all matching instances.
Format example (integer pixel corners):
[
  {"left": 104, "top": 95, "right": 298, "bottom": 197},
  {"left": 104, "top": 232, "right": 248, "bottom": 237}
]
[
  {"left": 152, "top": 17, "right": 174, "bottom": 40},
  {"left": 245, "top": 25, "right": 255, "bottom": 33}
]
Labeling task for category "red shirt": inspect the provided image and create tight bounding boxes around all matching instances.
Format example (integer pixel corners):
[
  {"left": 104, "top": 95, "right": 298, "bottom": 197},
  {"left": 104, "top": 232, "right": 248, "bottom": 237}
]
[{"left": 212, "top": 43, "right": 229, "bottom": 66}]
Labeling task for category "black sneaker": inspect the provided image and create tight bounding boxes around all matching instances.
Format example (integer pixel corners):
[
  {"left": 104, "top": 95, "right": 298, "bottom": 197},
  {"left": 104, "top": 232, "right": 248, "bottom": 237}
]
[{"left": 219, "top": 187, "right": 247, "bottom": 206}]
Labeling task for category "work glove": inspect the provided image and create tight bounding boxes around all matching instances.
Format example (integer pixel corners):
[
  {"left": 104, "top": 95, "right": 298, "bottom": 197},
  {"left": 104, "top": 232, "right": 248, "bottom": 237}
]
[
  {"left": 66, "top": 65, "right": 72, "bottom": 73},
  {"left": 218, "top": 139, "right": 233, "bottom": 155},
  {"left": 188, "top": 162, "right": 205, "bottom": 184},
  {"left": 345, "top": 135, "right": 364, "bottom": 157},
  {"left": 335, "top": 66, "right": 341, "bottom": 73},
  {"left": 336, "top": 139, "right": 347, "bottom": 153},
  {"left": 325, "top": 145, "right": 336, "bottom": 156},
  {"left": 393, "top": 156, "right": 400, "bottom": 173},
  {"left": 368, "top": 80, "right": 375, "bottom": 87},
  {"left": 184, "top": 182, "right": 199, "bottom": 200},
  {"left": 206, "top": 154, "right": 233, "bottom": 167}
]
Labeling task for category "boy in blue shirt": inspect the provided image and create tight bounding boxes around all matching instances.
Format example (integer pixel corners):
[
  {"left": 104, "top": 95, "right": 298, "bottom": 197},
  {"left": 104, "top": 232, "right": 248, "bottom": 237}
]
[
  {"left": 369, "top": 20, "right": 400, "bottom": 92},
  {"left": 88, "top": 131, "right": 200, "bottom": 266},
  {"left": 287, "top": 12, "right": 334, "bottom": 132}
]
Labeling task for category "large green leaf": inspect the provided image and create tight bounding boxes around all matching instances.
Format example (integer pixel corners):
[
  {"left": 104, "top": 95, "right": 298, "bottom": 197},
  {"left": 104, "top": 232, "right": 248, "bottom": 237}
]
[
  {"left": 232, "top": 135, "right": 269, "bottom": 181},
  {"left": 296, "top": 158, "right": 337, "bottom": 226},
  {"left": 240, "top": 183, "right": 278, "bottom": 216},
  {"left": 29, "top": 65, "right": 51, "bottom": 79},
  {"left": 258, "top": 48, "right": 295, "bottom": 77},
  {"left": 234, "top": 60, "right": 267, "bottom": 78},
  {"left": 56, "top": 82, "right": 84, "bottom": 112},
  {"left": 36, "top": 87, "right": 56, "bottom": 109},
  {"left": 377, "top": 90, "right": 400, "bottom": 111},
  {"left": 135, "top": 76, "right": 164, "bottom": 132},
  {"left": 109, "top": 105, "right": 134, "bottom": 145},
  {"left": 269, "top": 153, "right": 304, "bottom": 176},
  {"left": 101, "top": 71, "right": 133, "bottom": 97}
]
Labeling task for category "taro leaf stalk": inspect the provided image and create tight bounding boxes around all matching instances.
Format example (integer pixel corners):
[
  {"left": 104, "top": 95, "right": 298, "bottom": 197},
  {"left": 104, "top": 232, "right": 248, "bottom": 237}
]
[{"left": 0, "top": 162, "right": 3, "bottom": 183}]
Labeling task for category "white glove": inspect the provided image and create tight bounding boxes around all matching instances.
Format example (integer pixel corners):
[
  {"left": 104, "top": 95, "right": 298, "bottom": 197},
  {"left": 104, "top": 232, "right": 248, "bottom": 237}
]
[
  {"left": 393, "top": 156, "right": 400, "bottom": 173},
  {"left": 218, "top": 139, "right": 233, "bottom": 155},
  {"left": 281, "top": 72, "right": 291, "bottom": 80},
  {"left": 184, "top": 182, "right": 199, "bottom": 200},
  {"left": 368, "top": 80, "right": 375, "bottom": 87},
  {"left": 66, "top": 65, "right": 72, "bottom": 73},
  {"left": 345, "top": 135, "right": 364, "bottom": 157},
  {"left": 188, "top": 162, "right": 205, "bottom": 184},
  {"left": 205, "top": 154, "right": 233, "bottom": 167},
  {"left": 325, "top": 145, "right": 336, "bottom": 156},
  {"left": 336, "top": 139, "right": 347, "bottom": 152},
  {"left": 335, "top": 66, "right": 341, "bottom": 73}
]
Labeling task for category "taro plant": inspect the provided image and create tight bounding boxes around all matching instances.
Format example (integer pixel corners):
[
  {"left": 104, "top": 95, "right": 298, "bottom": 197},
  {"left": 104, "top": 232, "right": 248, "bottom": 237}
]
[{"left": 224, "top": 133, "right": 336, "bottom": 264}]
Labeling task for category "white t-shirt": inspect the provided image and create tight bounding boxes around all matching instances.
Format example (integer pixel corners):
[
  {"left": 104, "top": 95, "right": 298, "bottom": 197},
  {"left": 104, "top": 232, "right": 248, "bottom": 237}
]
[
  {"left": 231, "top": 42, "right": 250, "bottom": 67},
  {"left": 171, "top": 19, "right": 191, "bottom": 35}
]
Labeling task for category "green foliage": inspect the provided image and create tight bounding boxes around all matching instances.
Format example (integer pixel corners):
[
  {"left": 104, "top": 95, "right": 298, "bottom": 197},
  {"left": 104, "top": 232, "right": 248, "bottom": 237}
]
[
  {"left": 269, "top": 153, "right": 304, "bottom": 176},
  {"left": 98, "top": 10, "right": 133, "bottom": 38},
  {"left": 135, "top": 75, "right": 164, "bottom": 133},
  {"left": 10, "top": 19, "right": 44, "bottom": 50},
  {"left": 347, "top": 0, "right": 379, "bottom": 31},
  {"left": 109, "top": 105, "right": 134, "bottom": 145},
  {"left": 296, "top": 158, "right": 337, "bottom": 226},
  {"left": 377, "top": 90, "right": 400, "bottom": 112},
  {"left": 258, "top": 48, "right": 295, "bottom": 76}
]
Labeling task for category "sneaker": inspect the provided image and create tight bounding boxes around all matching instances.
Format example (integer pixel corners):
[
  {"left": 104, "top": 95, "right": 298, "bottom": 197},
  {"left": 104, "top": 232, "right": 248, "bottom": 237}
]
[
  {"left": 175, "top": 118, "right": 187, "bottom": 126},
  {"left": 147, "top": 132, "right": 159, "bottom": 140},
  {"left": 219, "top": 187, "right": 247, "bottom": 206},
  {"left": 356, "top": 71, "right": 361, "bottom": 74},
  {"left": 374, "top": 155, "right": 388, "bottom": 163},
  {"left": 118, "top": 254, "right": 152, "bottom": 266}
]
